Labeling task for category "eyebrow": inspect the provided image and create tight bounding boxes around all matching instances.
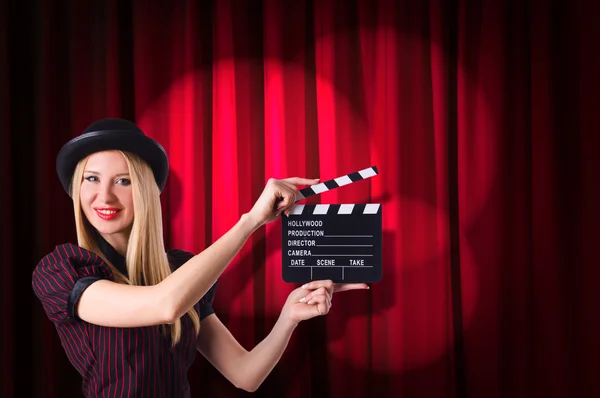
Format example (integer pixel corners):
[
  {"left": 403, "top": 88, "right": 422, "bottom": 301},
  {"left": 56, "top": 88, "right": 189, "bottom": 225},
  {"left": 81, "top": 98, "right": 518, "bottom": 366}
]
[{"left": 84, "top": 170, "right": 130, "bottom": 177}]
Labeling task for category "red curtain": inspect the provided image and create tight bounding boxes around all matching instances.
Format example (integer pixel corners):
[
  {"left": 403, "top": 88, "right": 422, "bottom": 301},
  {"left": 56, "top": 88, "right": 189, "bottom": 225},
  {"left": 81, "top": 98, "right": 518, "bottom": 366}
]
[{"left": 2, "top": 0, "right": 598, "bottom": 397}]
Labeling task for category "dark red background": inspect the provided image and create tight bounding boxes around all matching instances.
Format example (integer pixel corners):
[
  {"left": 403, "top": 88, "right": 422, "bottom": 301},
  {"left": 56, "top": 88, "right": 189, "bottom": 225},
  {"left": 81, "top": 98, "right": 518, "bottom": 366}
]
[{"left": 1, "top": 0, "right": 598, "bottom": 397}]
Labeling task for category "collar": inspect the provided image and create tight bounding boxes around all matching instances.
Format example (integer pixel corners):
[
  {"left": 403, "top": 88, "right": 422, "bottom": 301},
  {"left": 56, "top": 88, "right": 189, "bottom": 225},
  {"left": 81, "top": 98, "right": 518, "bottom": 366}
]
[{"left": 97, "top": 235, "right": 128, "bottom": 276}]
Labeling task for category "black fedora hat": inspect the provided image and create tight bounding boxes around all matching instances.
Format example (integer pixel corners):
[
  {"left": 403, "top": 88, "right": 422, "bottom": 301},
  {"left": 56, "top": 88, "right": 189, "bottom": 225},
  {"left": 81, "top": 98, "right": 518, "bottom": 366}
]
[{"left": 56, "top": 118, "right": 169, "bottom": 196}]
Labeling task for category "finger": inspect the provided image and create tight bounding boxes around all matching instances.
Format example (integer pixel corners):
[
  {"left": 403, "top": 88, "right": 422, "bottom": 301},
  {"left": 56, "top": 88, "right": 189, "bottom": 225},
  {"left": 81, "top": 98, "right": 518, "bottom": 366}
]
[
  {"left": 302, "top": 281, "right": 334, "bottom": 303},
  {"left": 307, "top": 294, "right": 329, "bottom": 316},
  {"left": 302, "top": 280, "right": 335, "bottom": 293},
  {"left": 278, "top": 179, "right": 302, "bottom": 191},
  {"left": 276, "top": 189, "right": 298, "bottom": 214},
  {"left": 298, "top": 286, "right": 325, "bottom": 303},
  {"left": 299, "top": 287, "right": 330, "bottom": 304},
  {"left": 333, "top": 283, "right": 370, "bottom": 293},
  {"left": 281, "top": 177, "right": 320, "bottom": 186},
  {"left": 273, "top": 182, "right": 297, "bottom": 205}
]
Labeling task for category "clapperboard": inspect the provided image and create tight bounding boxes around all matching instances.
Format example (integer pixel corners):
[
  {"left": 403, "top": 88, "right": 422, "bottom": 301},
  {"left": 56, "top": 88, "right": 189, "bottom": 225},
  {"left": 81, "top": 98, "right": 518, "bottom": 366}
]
[{"left": 282, "top": 166, "right": 381, "bottom": 283}]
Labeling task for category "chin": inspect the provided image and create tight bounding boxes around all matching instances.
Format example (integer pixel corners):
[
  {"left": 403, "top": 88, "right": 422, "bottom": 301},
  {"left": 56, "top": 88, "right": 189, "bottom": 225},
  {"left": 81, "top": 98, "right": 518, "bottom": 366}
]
[
  {"left": 87, "top": 218, "right": 130, "bottom": 234},
  {"left": 84, "top": 212, "right": 132, "bottom": 236},
  {"left": 93, "top": 224, "right": 128, "bottom": 235}
]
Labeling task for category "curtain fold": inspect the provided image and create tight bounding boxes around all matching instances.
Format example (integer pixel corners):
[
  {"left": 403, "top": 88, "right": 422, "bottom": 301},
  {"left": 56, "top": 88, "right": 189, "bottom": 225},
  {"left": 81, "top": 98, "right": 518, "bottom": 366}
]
[
  {"left": 3, "top": 0, "right": 597, "bottom": 397},
  {"left": 0, "top": 2, "right": 13, "bottom": 397}
]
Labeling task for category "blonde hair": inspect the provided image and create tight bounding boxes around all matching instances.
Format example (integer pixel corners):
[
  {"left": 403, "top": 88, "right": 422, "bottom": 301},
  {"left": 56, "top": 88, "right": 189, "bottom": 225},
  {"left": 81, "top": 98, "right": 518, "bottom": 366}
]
[{"left": 71, "top": 150, "right": 200, "bottom": 344}]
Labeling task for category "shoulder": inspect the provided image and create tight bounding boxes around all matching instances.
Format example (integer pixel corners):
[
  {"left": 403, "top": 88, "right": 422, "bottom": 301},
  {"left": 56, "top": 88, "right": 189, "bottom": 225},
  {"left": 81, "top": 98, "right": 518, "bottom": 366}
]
[
  {"left": 166, "top": 248, "right": 195, "bottom": 268},
  {"left": 33, "top": 243, "right": 113, "bottom": 280},
  {"left": 40, "top": 243, "right": 100, "bottom": 263},
  {"left": 32, "top": 243, "right": 114, "bottom": 324}
]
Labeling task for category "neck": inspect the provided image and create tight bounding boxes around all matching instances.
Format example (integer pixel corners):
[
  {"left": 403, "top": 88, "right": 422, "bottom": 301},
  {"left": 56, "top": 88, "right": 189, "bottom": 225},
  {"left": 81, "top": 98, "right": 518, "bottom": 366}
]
[{"left": 100, "top": 233, "right": 129, "bottom": 256}]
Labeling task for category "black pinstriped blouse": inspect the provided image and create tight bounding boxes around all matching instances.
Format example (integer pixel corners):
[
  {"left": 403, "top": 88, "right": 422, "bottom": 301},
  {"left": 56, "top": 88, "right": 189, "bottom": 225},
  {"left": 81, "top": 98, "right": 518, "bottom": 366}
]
[{"left": 32, "top": 237, "right": 218, "bottom": 397}]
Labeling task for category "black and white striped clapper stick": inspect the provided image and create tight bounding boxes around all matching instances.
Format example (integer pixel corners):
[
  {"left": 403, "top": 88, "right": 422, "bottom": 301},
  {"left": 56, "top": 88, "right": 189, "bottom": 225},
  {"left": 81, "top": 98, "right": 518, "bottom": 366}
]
[{"left": 295, "top": 165, "right": 378, "bottom": 203}]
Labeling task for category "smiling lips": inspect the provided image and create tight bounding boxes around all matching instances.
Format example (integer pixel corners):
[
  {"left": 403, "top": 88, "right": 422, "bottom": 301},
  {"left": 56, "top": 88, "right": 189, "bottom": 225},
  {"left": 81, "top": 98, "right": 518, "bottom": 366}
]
[{"left": 94, "top": 208, "right": 121, "bottom": 221}]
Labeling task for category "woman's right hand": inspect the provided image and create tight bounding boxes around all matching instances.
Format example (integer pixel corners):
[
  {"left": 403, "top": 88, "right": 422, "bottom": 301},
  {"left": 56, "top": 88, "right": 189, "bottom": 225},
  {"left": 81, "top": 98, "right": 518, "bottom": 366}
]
[{"left": 246, "top": 177, "right": 319, "bottom": 228}]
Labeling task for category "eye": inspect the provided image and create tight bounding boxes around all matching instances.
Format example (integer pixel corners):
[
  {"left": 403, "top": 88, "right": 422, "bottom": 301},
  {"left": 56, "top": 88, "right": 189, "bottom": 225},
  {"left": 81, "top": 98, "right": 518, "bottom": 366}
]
[
  {"left": 117, "top": 178, "right": 131, "bottom": 186},
  {"left": 84, "top": 175, "right": 99, "bottom": 182}
]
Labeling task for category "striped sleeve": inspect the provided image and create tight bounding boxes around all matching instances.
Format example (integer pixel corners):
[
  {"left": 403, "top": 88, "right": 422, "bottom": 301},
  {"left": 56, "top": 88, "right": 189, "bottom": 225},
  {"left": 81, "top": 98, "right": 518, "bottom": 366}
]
[
  {"left": 32, "top": 243, "right": 113, "bottom": 324},
  {"left": 167, "top": 249, "right": 218, "bottom": 320}
]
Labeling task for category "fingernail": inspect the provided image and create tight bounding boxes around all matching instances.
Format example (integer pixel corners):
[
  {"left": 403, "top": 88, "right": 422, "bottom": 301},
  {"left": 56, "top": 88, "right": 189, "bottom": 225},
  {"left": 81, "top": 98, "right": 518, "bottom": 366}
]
[
  {"left": 299, "top": 297, "right": 306, "bottom": 303},
  {"left": 302, "top": 283, "right": 308, "bottom": 289},
  {"left": 307, "top": 300, "right": 313, "bottom": 305}
]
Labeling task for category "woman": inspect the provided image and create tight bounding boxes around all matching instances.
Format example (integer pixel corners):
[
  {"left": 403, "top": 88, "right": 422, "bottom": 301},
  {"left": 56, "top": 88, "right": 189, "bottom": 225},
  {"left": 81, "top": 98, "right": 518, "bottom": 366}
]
[{"left": 32, "top": 117, "right": 369, "bottom": 397}]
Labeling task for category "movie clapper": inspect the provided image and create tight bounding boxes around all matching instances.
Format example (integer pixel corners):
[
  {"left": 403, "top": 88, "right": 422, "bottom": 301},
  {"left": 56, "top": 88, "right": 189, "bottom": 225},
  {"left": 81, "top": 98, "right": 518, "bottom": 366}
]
[{"left": 282, "top": 166, "right": 382, "bottom": 283}]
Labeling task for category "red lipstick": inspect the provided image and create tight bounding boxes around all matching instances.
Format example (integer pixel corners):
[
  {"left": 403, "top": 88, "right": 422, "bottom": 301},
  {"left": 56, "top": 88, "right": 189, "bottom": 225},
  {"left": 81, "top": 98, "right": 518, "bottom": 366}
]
[{"left": 94, "top": 207, "right": 121, "bottom": 221}]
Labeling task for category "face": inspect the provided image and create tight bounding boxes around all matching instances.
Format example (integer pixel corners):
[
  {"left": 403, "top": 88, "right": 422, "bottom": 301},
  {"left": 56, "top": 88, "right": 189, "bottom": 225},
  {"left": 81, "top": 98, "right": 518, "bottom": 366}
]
[{"left": 79, "top": 151, "right": 134, "bottom": 247}]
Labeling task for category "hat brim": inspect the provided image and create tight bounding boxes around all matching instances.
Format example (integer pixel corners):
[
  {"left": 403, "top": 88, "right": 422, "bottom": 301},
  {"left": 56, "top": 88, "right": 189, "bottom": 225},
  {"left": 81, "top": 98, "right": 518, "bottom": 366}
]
[{"left": 56, "top": 130, "right": 169, "bottom": 196}]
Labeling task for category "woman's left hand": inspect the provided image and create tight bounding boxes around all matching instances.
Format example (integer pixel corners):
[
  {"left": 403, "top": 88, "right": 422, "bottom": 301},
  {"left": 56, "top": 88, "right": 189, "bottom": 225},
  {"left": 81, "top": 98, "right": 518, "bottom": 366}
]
[{"left": 280, "top": 280, "right": 370, "bottom": 324}]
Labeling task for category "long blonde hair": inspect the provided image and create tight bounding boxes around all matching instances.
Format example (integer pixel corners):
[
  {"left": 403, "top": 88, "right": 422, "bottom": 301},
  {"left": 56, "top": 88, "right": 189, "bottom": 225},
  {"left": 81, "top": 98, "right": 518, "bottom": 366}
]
[{"left": 71, "top": 150, "right": 200, "bottom": 344}]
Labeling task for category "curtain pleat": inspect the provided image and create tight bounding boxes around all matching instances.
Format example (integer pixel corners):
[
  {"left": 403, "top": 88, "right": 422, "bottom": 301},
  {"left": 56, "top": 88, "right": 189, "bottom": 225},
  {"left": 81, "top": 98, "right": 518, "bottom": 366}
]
[{"left": 3, "top": 0, "right": 598, "bottom": 397}]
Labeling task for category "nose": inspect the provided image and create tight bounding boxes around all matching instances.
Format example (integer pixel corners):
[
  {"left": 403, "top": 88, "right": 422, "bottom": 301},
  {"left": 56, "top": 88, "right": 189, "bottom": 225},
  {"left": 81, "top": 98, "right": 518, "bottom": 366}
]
[{"left": 96, "top": 181, "right": 117, "bottom": 203}]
